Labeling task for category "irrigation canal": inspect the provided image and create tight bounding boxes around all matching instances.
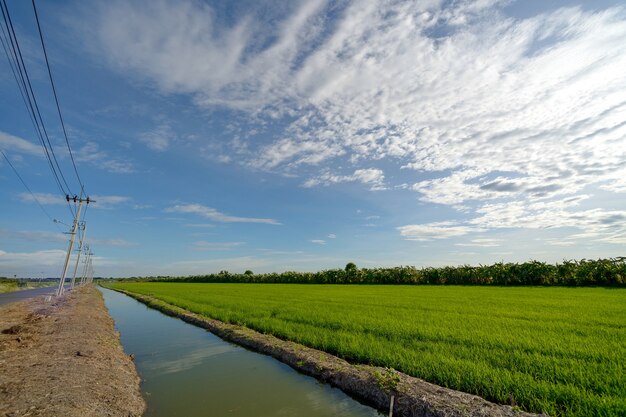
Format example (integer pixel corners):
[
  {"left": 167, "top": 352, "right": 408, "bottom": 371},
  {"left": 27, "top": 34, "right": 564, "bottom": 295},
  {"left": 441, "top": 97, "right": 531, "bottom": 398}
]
[{"left": 100, "top": 287, "right": 382, "bottom": 417}]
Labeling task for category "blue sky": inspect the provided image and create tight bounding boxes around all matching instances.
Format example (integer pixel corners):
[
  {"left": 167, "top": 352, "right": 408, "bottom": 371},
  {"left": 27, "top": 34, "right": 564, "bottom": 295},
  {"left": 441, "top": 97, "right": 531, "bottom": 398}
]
[{"left": 1, "top": 0, "right": 625, "bottom": 278}]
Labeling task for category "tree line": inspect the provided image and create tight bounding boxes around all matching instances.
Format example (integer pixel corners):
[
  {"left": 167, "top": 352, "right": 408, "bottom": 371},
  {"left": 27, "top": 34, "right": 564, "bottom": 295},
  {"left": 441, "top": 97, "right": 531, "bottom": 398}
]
[{"left": 130, "top": 258, "right": 626, "bottom": 286}]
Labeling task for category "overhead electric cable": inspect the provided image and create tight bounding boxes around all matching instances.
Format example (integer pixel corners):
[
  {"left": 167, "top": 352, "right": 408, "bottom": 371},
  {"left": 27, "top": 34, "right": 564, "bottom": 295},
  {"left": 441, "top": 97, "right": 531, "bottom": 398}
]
[
  {"left": 0, "top": 7, "right": 65, "bottom": 197},
  {"left": 0, "top": 0, "right": 74, "bottom": 197},
  {"left": 0, "top": 148, "right": 59, "bottom": 225},
  {"left": 0, "top": 0, "right": 76, "bottom": 217},
  {"left": 0, "top": 16, "right": 30, "bottom": 113},
  {"left": 31, "top": 0, "right": 85, "bottom": 192},
  {"left": 0, "top": 14, "right": 73, "bottom": 220}
]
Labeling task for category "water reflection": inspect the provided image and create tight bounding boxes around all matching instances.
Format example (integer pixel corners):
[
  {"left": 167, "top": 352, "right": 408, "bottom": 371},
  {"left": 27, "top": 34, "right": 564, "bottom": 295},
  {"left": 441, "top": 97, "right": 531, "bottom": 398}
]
[
  {"left": 100, "top": 288, "right": 381, "bottom": 417},
  {"left": 145, "top": 344, "right": 235, "bottom": 375}
]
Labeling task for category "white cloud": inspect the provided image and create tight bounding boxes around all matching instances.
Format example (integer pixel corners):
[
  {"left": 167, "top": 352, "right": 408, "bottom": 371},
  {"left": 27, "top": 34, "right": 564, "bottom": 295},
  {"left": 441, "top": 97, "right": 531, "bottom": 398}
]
[
  {"left": 327, "top": 233, "right": 336, "bottom": 239},
  {"left": 85, "top": 0, "right": 626, "bottom": 187},
  {"left": 303, "top": 168, "right": 385, "bottom": 189},
  {"left": 75, "top": 141, "right": 134, "bottom": 174},
  {"left": 400, "top": 196, "right": 626, "bottom": 243},
  {"left": 139, "top": 123, "right": 174, "bottom": 151},
  {"left": 599, "top": 168, "right": 626, "bottom": 193},
  {"left": 0, "top": 131, "right": 42, "bottom": 156},
  {"left": 90, "top": 195, "right": 131, "bottom": 208},
  {"left": 0, "top": 229, "right": 66, "bottom": 243},
  {"left": 84, "top": 1, "right": 626, "bottom": 178},
  {"left": 0, "top": 228, "right": 136, "bottom": 247},
  {"left": 86, "top": 0, "right": 328, "bottom": 112},
  {"left": 90, "top": 238, "right": 137, "bottom": 247},
  {"left": 166, "top": 203, "right": 280, "bottom": 225},
  {"left": 82, "top": 1, "right": 626, "bottom": 244},
  {"left": 17, "top": 192, "right": 64, "bottom": 205},
  {"left": 99, "top": 159, "right": 135, "bottom": 174},
  {"left": 398, "top": 222, "right": 484, "bottom": 241},
  {"left": 0, "top": 249, "right": 66, "bottom": 268},
  {"left": 192, "top": 241, "right": 244, "bottom": 251},
  {"left": 455, "top": 238, "right": 502, "bottom": 247},
  {"left": 310, "top": 239, "right": 326, "bottom": 245}
]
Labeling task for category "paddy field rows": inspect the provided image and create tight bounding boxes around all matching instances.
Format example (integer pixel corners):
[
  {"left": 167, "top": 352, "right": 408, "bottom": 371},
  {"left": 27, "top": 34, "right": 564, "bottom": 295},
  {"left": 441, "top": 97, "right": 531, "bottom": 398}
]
[{"left": 107, "top": 282, "right": 626, "bottom": 417}]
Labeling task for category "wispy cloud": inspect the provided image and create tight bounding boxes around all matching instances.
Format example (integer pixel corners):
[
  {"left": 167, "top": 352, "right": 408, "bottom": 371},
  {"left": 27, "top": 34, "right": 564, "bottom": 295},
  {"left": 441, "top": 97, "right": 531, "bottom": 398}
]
[
  {"left": 90, "top": 238, "right": 137, "bottom": 247},
  {"left": 398, "top": 222, "right": 484, "bottom": 241},
  {"left": 400, "top": 197, "right": 626, "bottom": 243},
  {"left": 17, "top": 192, "right": 64, "bottom": 206},
  {"left": 192, "top": 241, "right": 244, "bottom": 251},
  {"left": 0, "top": 228, "right": 136, "bottom": 247},
  {"left": 82, "top": 0, "right": 626, "bottom": 245},
  {"left": 74, "top": 141, "right": 135, "bottom": 174},
  {"left": 0, "top": 229, "right": 66, "bottom": 243},
  {"left": 303, "top": 168, "right": 385, "bottom": 190},
  {"left": 139, "top": 123, "right": 174, "bottom": 151},
  {"left": 166, "top": 203, "right": 280, "bottom": 225},
  {"left": 0, "top": 249, "right": 66, "bottom": 268},
  {"left": 310, "top": 239, "right": 326, "bottom": 245},
  {"left": 0, "top": 131, "right": 42, "bottom": 156},
  {"left": 455, "top": 239, "right": 502, "bottom": 248},
  {"left": 91, "top": 195, "right": 131, "bottom": 208}
]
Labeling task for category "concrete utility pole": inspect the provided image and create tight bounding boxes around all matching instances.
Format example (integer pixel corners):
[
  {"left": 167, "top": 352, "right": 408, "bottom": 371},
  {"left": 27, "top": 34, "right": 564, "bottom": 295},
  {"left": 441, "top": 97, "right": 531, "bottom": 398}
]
[
  {"left": 87, "top": 252, "right": 94, "bottom": 284},
  {"left": 79, "top": 245, "right": 90, "bottom": 286},
  {"left": 56, "top": 195, "right": 94, "bottom": 296},
  {"left": 70, "top": 221, "right": 87, "bottom": 289}
]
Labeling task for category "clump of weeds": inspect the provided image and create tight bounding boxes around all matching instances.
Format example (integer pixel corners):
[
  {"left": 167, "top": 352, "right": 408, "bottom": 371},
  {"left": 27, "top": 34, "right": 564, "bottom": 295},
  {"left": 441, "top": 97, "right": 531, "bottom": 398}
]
[{"left": 373, "top": 368, "right": 401, "bottom": 392}]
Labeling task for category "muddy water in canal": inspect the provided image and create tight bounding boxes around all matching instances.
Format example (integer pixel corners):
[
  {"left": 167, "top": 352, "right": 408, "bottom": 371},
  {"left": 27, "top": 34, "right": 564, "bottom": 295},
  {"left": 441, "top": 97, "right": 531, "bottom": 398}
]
[{"left": 100, "top": 288, "right": 382, "bottom": 417}]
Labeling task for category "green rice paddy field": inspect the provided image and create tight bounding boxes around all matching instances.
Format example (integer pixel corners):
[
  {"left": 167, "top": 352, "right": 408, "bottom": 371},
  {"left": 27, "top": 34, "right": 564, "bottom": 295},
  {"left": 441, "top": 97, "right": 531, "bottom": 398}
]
[{"left": 108, "top": 282, "right": 626, "bottom": 416}]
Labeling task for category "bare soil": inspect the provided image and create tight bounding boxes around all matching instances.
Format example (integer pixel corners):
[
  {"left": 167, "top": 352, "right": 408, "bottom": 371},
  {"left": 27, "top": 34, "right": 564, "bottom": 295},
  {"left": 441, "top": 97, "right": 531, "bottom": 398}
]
[
  {"left": 0, "top": 286, "right": 145, "bottom": 417},
  {"left": 117, "top": 289, "right": 544, "bottom": 417}
]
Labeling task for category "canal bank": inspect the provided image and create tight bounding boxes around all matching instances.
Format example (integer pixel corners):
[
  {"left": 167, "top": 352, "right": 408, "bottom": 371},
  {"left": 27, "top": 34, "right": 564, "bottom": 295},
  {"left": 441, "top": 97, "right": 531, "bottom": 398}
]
[{"left": 0, "top": 286, "right": 145, "bottom": 417}]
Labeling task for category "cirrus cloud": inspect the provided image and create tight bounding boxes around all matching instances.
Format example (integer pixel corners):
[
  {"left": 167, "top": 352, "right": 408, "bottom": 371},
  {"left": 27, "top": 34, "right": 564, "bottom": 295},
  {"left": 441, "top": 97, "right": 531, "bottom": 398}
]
[
  {"left": 165, "top": 203, "right": 281, "bottom": 225},
  {"left": 81, "top": 0, "right": 626, "bottom": 246}
]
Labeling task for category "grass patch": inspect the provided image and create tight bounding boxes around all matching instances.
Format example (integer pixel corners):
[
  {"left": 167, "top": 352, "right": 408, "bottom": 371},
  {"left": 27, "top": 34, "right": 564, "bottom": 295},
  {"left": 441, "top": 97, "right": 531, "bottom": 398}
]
[
  {"left": 107, "top": 282, "right": 626, "bottom": 416},
  {"left": 0, "top": 279, "right": 53, "bottom": 293}
]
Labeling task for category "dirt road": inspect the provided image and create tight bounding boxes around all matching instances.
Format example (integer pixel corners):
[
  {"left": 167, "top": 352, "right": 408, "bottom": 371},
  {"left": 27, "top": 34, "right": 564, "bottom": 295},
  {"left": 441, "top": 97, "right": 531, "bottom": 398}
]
[{"left": 0, "top": 286, "right": 145, "bottom": 417}]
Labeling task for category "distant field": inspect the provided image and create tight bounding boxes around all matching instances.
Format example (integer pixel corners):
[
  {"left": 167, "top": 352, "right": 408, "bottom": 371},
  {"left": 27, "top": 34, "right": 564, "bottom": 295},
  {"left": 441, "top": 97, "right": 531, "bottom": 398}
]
[
  {"left": 108, "top": 282, "right": 626, "bottom": 417},
  {"left": 0, "top": 279, "right": 53, "bottom": 293}
]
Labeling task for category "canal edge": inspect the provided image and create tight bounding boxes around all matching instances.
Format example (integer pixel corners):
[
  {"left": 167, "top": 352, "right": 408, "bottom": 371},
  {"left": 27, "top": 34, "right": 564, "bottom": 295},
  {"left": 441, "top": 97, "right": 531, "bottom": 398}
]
[{"left": 108, "top": 287, "right": 544, "bottom": 417}]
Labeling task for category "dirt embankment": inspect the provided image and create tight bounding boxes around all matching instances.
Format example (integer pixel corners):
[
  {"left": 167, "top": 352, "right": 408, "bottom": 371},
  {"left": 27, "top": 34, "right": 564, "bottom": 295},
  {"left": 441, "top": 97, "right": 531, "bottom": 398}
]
[
  {"left": 116, "top": 289, "right": 543, "bottom": 417},
  {"left": 0, "top": 286, "right": 145, "bottom": 417}
]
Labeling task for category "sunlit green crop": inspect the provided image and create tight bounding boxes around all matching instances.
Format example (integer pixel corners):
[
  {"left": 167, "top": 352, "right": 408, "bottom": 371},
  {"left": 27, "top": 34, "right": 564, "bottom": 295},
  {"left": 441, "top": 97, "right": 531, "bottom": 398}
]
[{"left": 107, "top": 282, "right": 626, "bottom": 417}]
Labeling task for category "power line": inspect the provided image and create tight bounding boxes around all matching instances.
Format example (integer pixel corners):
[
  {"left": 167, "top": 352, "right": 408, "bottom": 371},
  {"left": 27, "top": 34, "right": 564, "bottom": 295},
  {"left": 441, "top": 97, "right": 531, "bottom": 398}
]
[
  {"left": 0, "top": 7, "right": 66, "bottom": 197},
  {"left": 0, "top": 147, "right": 59, "bottom": 225},
  {"left": 0, "top": 0, "right": 76, "bottom": 217},
  {"left": 0, "top": 0, "right": 73, "bottom": 195},
  {"left": 31, "top": 0, "right": 84, "bottom": 193}
]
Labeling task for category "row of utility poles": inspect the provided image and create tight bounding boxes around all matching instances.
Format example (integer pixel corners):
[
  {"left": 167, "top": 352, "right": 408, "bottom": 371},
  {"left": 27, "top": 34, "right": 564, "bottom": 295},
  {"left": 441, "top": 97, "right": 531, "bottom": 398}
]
[{"left": 56, "top": 195, "right": 96, "bottom": 296}]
